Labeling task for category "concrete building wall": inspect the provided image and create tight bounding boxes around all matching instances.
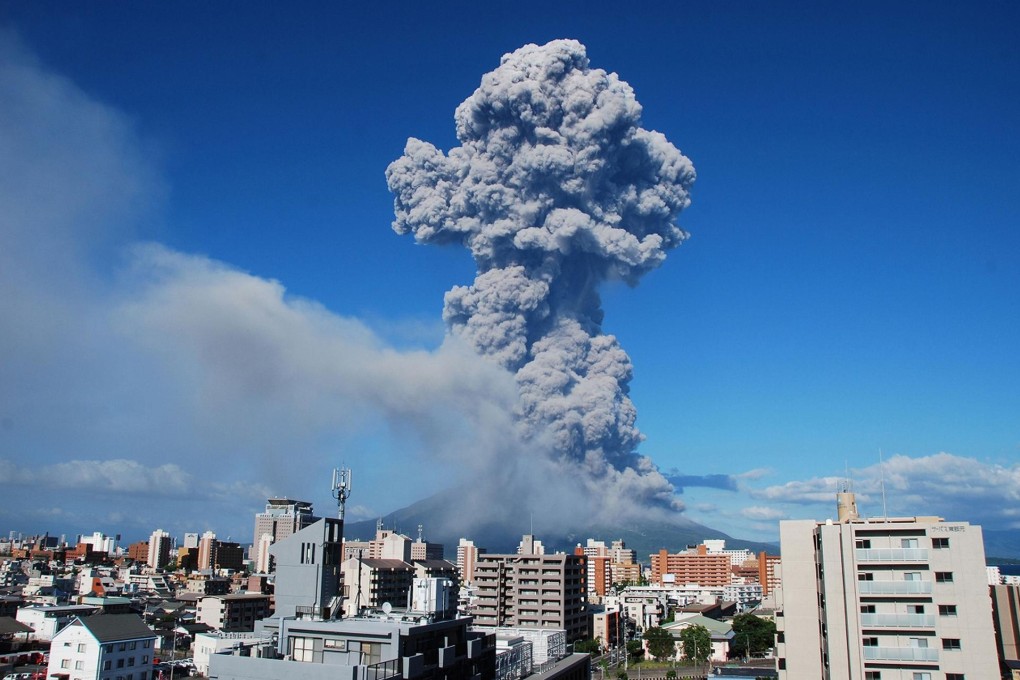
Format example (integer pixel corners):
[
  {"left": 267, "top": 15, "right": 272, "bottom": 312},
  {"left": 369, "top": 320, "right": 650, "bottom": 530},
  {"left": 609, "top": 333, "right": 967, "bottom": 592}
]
[
  {"left": 473, "top": 549, "right": 586, "bottom": 642},
  {"left": 777, "top": 514, "right": 999, "bottom": 680}
]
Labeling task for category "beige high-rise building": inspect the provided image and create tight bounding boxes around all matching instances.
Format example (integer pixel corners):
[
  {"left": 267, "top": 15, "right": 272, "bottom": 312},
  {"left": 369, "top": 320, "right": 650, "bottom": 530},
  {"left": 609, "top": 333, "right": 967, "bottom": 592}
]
[
  {"left": 473, "top": 536, "right": 586, "bottom": 641},
  {"left": 777, "top": 497, "right": 998, "bottom": 680},
  {"left": 457, "top": 538, "right": 485, "bottom": 585},
  {"left": 252, "top": 498, "right": 316, "bottom": 572}
]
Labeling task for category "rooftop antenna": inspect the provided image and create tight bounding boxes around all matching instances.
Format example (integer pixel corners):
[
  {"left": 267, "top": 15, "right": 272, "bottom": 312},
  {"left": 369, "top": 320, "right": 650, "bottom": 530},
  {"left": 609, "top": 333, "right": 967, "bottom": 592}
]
[
  {"left": 331, "top": 467, "right": 352, "bottom": 520},
  {"left": 878, "top": 449, "right": 888, "bottom": 520},
  {"left": 417, "top": 524, "right": 424, "bottom": 543}
]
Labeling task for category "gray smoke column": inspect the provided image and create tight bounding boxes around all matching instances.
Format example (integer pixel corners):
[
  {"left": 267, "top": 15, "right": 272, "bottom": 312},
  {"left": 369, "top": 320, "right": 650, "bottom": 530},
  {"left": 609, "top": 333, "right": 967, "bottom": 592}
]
[{"left": 386, "top": 40, "right": 695, "bottom": 511}]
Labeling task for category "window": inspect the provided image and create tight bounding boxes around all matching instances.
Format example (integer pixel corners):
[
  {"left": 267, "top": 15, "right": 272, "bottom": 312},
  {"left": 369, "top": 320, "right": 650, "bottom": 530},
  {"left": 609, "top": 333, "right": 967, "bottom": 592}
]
[
  {"left": 908, "top": 604, "right": 924, "bottom": 614},
  {"left": 858, "top": 572, "right": 874, "bottom": 581},
  {"left": 61, "top": 660, "right": 70, "bottom": 669},
  {"left": 856, "top": 539, "right": 871, "bottom": 548},
  {"left": 778, "top": 658, "right": 786, "bottom": 670},
  {"left": 909, "top": 638, "right": 928, "bottom": 649},
  {"left": 323, "top": 639, "right": 348, "bottom": 650},
  {"left": 865, "top": 673, "right": 881, "bottom": 680},
  {"left": 860, "top": 605, "right": 876, "bottom": 614},
  {"left": 936, "top": 572, "right": 954, "bottom": 583},
  {"left": 105, "top": 645, "right": 113, "bottom": 653},
  {"left": 118, "top": 643, "right": 126, "bottom": 652},
  {"left": 104, "top": 661, "right": 111, "bottom": 670},
  {"left": 360, "top": 642, "right": 382, "bottom": 666},
  {"left": 942, "top": 638, "right": 961, "bottom": 650},
  {"left": 932, "top": 537, "right": 949, "bottom": 549},
  {"left": 901, "top": 538, "right": 919, "bottom": 548},
  {"left": 128, "top": 657, "right": 135, "bottom": 666},
  {"left": 129, "top": 641, "right": 137, "bottom": 650},
  {"left": 77, "top": 643, "right": 86, "bottom": 653},
  {"left": 291, "top": 636, "right": 315, "bottom": 663},
  {"left": 863, "top": 637, "right": 878, "bottom": 647},
  {"left": 75, "top": 660, "right": 84, "bottom": 670},
  {"left": 776, "top": 632, "right": 784, "bottom": 643},
  {"left": 939, "top": 604, "right": 958, "bottom": 616},
  {"left": 946, "top": 674, "right": 965, "bottom": 680},
  {"left": 142, "top": 656, "right": 149, "bottom": 664},
  {"left": 117, "top": 659, "right": 125, "bottom": 668},
  {"left": 904, "top": 572, "right": 921, "bottom": 581},
  {"left": 912, "top": 674, "right": 931, "bottom": 680}
]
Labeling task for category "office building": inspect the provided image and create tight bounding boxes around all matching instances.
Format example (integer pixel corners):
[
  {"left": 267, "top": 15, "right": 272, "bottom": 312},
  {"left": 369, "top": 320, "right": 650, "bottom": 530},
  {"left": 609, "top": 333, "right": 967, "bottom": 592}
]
[
  {"left": 776, "top": 491, "right": 999, "bottom": 680},
  {"left": 252, "top": 498, "right": 317, "bottom": 573}
]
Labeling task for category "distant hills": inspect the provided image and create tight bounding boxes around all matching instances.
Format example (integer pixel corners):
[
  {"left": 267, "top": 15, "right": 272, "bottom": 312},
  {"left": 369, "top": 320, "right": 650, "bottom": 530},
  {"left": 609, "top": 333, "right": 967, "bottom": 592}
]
[
  {"left": 341, "top": 488, "right": 1020, "bottom": 560},
  {"left": 342, "top": 488, "right": 777, "bottom": 559}
]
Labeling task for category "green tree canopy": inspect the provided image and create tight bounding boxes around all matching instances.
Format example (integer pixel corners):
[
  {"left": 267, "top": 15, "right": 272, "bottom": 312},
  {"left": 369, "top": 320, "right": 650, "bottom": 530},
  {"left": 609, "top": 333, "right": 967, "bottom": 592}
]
[
  {"left": 642, "top": 626, "right": 676, "bottom": 662},
  {"left": 573, "top": 638, "right": 602, "bottom": 656},
  {"left": 729, "top": 614, "right": 776, "bottom": 658},
  {"left": 626, "top": 639, "right": 644, "bottom": 663},
  {"left": 677, "top": 625, "right": 711, "bottom": 663}
]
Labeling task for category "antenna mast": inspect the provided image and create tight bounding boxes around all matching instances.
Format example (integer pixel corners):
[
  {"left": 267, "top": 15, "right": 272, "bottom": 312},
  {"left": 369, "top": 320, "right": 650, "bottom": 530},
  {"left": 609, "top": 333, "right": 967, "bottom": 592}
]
[{"left": 332, "top": 467, "right": 352, "bottom": 520}]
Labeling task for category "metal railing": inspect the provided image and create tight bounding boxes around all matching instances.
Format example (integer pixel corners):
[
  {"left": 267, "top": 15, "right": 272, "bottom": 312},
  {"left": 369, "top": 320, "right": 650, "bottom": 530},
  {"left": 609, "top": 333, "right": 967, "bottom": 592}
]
[
  {"left": 860, "top": 613, "right": 935, "bottom": 628},
  {"left": 863, "top": 646, "right": 938, "bottom": 662},
  {"left": 857, "top": 580, "right": 932, "bottom": 595},
  {"left": 855, "top": 549, "right": 929, "bottom": 562}
]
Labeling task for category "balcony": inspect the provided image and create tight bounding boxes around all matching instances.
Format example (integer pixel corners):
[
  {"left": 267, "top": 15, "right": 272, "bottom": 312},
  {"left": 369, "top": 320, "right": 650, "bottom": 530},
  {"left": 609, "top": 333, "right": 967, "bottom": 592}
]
[
  {"left": 856, "top": 548, "right": 929, "bottom": 562},
  {"left": 863, "top": 646, "right": 938, "bottom": 662},
  {"left": 858, "top": 580, "right": 932, "bottom": 595},
  {"left": 860, "top": 613, "right": 935, "bottom": 628}
]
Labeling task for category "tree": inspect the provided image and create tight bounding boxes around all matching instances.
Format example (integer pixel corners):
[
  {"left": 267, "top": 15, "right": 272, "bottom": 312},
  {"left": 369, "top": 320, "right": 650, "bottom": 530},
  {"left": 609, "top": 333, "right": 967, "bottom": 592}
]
[
  {"left": 729, "top": 614, "right": 777, "bottom": 659},
  {"left": 677, "top": 625, "right": 711, "bottom": 664},
  {"left": 574, "top": 638, "right": 602, "bottom": 656},
  {"left": 642, "top": 626, "right": 675, "bottom": 662},
  {"left": 626, "top": 639, "right": 644, "bottom": 663}
]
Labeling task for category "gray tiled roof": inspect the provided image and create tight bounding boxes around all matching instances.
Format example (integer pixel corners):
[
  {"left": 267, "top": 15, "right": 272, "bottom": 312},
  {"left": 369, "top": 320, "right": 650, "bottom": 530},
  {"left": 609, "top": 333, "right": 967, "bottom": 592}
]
[{"left": 78, "top": 614, "right": 156, "bottom": 642}]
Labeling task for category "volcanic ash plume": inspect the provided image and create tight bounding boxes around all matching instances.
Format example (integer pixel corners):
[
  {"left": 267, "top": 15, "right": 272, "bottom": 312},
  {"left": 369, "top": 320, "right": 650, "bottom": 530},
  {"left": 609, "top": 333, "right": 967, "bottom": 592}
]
[{"left": 386, "top": 40, "right": 695, "bottom": 513}]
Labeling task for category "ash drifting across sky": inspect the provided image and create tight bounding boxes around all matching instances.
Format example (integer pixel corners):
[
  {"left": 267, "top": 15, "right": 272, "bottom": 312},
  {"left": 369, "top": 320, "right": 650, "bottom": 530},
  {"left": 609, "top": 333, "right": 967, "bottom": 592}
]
[{"left": 387, "top": 40, "right": 695, "bottom": 515}]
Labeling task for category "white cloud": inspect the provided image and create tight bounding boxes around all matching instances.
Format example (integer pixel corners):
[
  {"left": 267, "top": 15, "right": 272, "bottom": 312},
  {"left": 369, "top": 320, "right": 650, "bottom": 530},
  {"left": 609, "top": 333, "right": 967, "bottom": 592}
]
[
  {"left": 751, "top": 452, "right": 1020, "bottom": 530},
  {"left": 739, "top": 506, "right": 787, "bottom": 521}
]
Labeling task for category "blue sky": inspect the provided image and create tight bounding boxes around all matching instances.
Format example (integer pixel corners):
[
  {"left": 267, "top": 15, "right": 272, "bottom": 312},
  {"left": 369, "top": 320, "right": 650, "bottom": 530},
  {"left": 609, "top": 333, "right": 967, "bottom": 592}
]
[{"left": 1, "top": 2, "right": 1017, "bottom": 545}]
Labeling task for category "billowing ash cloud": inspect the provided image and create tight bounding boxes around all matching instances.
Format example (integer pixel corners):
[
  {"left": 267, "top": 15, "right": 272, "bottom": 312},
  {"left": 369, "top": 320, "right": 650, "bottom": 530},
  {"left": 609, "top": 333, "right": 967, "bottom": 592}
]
[{"left": 386, "top": 40, "right": 695, "bottom": 511}]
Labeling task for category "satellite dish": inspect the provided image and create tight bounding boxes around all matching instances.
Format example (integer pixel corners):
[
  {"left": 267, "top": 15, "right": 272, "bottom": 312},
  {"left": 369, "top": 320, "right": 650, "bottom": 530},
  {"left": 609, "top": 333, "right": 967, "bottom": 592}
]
[{"left": 382, "top": 602, "right": 392, "bottom": 614}]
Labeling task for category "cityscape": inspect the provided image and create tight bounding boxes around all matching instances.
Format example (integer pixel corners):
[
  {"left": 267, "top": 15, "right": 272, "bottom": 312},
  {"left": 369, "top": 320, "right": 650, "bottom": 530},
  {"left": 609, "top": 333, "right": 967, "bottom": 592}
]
[
  {"left": 2, "top": 3, "right": 1019, "bottom": 680},
  {"left": 2, "top": 485, "right": 1020, "bottom": 680}
]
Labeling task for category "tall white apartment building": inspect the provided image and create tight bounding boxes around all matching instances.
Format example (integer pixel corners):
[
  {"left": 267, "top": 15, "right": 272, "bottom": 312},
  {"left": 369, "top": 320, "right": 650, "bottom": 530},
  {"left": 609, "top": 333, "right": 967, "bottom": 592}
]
[
  {"left": 776, "top": 493, "right": 998, "bottom": 680},
  {"left": 147, "top": 529, "right": 172, "bottom": 570}
]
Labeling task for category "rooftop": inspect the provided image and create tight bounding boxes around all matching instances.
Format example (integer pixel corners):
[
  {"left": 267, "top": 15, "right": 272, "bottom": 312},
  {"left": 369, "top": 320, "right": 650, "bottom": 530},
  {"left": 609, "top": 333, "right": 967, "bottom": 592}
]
[{"left": 77, "top": 614, "right": 156, "bottom": 643}]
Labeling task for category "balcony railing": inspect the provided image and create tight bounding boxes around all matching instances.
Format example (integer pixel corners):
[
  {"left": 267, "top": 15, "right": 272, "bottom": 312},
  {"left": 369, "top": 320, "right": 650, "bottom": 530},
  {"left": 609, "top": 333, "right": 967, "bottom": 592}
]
[
  {"left": 856, "top": 548, "right": 929, "bottom": 562},
  {"left": 860, "top": 613, "right": 935, "bottom": 628},
  {"left": 863, "top": 646, "right": 938, "bottom": 662},
  {"left": 858, "top": 580, "right": 932, "bottom": 595}
]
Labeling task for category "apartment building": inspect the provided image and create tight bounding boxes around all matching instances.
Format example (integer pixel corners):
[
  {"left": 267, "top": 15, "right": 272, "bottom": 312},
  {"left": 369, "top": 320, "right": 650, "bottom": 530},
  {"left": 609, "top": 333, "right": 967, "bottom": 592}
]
[
  {"left": 650, "top": 545, "right": 731, "bottom": 587},
  {"left": 473, "top": 537, "right": 587, "bottom": 642},
  {"left": 457, "top": 538, "right": 485, "bottom": 586},
  {"left": 197, "top": 593, "right": 272, "bottom": 632},
  {"left": 45, "top": 613, "right": 156, "bottom": 680},
  {"left": 146, "top": 529, "right": 172, "bottom": 570},
  {"left": 777, "top": 494, "right": 998, "bottom": 680}
]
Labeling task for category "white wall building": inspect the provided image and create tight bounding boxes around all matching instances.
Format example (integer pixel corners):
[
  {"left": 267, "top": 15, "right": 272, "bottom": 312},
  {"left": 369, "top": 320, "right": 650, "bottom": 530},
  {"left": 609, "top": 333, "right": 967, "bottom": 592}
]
[
  {"left": 45, "top": 613, "right": 156, "bottom": 680},
  {"left": 777, "top": 498, "right": 999, "bottom": 680}
]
